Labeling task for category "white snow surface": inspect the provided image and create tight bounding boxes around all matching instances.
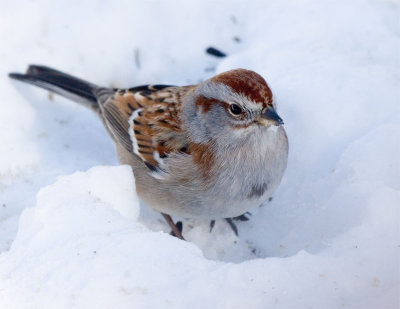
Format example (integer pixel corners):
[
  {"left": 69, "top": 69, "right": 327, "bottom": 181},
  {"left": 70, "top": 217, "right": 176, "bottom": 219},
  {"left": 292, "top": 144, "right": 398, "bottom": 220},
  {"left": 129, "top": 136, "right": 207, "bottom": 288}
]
[{"left": 0, "top": 0, "right": 399, "bottom": 308}]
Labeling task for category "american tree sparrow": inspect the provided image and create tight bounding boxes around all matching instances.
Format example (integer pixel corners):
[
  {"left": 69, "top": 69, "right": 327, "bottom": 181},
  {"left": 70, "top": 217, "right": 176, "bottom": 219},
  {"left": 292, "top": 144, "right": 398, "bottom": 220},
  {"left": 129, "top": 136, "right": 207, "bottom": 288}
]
[{"left": 10, "top": 65, "right": 288, "bottom": 239}]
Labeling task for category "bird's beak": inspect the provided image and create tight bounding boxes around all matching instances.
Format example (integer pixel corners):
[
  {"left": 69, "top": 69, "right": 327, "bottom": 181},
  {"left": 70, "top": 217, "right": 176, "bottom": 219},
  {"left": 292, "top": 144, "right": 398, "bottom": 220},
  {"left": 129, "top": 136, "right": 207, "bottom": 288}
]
[{"left": 258, "top": 106, "right": 284, "bottom": 126}]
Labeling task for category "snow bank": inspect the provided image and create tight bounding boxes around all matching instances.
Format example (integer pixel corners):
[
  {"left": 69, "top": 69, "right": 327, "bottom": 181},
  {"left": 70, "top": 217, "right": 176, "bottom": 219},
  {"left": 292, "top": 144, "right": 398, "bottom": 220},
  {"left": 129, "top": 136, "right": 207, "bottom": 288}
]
[
  {"left": 0, "top": 153, "right": 398, "bottom": 308},
  {"left": 0, "top": 0, "right": 399, "bottom": 307}
]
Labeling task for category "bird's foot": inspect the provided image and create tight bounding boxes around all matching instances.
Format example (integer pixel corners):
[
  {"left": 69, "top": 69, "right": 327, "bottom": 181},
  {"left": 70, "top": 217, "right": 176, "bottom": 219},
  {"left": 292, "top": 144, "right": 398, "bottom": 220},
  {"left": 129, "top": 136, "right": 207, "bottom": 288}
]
[
  {"left": 209, "top": 212, "right": 252, "bottom": 236},
  {"left": 224, "top": 218, "right": 238, "bottom": 236},
  {"left": 170, "top": 221, "right": 183, "bottom": 238},
  {"left": 161, "top": 213, "right": 185, "bottom": 240},
  {"left": 209, "top": 220, "right": 216, "bottom": 232},
  {"left": 232, "top": 212, "right": 252, "bottom": 221}
]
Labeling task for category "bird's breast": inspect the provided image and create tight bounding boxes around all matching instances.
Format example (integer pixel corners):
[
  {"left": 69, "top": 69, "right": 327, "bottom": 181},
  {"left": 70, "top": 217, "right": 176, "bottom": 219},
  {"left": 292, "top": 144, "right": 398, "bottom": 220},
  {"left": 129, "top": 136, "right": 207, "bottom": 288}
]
[{"left": 195, "top": 126, "right": 288, "bottom": 217}]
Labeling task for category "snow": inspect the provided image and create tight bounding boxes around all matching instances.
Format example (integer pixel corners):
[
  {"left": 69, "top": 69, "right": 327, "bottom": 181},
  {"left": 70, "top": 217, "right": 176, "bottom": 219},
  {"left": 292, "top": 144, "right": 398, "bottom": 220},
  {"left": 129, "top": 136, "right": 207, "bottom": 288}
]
[{"left": 0, "top": 0, "right": 399, "bottom": 308}]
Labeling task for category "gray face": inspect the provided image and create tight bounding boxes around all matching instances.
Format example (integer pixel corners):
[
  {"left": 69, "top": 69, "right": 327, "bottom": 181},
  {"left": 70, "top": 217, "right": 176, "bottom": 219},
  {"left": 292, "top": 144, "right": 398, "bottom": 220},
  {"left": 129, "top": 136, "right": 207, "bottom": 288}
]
[{"left": 181, "top": 80, "right": 282, "bottom": 145}]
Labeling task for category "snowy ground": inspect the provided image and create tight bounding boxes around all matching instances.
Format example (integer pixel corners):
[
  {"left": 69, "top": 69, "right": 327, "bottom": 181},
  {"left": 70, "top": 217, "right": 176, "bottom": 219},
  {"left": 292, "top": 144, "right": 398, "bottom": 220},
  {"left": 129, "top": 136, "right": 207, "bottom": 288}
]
[{"left": 0, "top": 0, "right": 399, "bottom": 308}]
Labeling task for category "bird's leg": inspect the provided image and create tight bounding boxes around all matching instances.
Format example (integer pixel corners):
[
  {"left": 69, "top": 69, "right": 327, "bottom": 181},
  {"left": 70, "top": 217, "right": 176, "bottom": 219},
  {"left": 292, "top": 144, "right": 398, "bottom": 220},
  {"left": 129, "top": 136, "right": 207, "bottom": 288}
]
[
  {"left": 224, "top": 218, "right": 239, "bottom": 236},
  {"left": 209, "top": 220, "right": 216, "bottom": 232},
  {"left": 161, "top": 213, "right": 185, "bottom": 240},
  {"left": 171, "top": 221, "right": 183, "bottom": 238},
  {"left": 226, "top": 212, "right": 253, "bottom": 235}
]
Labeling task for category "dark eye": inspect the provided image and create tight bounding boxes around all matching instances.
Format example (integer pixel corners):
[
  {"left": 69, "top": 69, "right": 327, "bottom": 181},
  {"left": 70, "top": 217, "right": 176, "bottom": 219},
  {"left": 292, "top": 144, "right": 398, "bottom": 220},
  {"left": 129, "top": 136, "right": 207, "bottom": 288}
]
[{"left": 229, "top": 104, "right": 242, "bottom": 115}]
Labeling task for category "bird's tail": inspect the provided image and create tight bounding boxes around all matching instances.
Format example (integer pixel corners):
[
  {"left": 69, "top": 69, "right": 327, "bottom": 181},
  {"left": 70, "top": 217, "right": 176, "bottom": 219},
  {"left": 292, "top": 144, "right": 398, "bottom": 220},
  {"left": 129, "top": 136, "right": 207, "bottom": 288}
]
[{"left": 9, "top": 65, "right": 99, "bottom": 110}]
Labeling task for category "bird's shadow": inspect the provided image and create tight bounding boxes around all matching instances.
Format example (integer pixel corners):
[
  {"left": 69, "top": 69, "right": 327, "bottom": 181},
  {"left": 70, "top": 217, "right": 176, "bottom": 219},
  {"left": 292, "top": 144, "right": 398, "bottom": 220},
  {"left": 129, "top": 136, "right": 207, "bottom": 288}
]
[{"left": 139, "top": 167, "right": 364, "bottom": 263}]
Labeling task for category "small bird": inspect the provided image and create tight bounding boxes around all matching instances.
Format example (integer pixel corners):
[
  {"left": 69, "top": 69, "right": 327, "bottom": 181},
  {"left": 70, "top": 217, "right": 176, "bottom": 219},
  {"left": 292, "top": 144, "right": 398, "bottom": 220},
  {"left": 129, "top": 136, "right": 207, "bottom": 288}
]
[{"left": 9, "top": 65, "right": 288, "bottom": 239}]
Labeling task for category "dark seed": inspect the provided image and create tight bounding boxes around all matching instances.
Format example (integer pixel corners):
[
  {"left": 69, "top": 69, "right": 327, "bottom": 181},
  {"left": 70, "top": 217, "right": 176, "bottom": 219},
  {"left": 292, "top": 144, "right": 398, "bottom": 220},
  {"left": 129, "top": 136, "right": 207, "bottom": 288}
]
[{"left": 206, "top": 47, "right": 227, "bottom": 58}]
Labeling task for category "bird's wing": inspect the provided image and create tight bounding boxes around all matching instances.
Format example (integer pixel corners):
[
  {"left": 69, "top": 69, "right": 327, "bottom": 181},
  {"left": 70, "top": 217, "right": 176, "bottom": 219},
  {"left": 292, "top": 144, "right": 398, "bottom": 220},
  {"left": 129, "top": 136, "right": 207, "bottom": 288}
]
[{"left": 95, "top": 85, "right": 193, "bottom": 174}]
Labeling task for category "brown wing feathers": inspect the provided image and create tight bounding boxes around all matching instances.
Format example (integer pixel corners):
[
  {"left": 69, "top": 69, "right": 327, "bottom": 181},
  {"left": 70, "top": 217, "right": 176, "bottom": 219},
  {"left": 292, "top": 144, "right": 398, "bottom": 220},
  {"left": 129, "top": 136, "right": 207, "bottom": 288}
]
[{"left": 99, "top": 86, "right": 190, "bottom": 173}]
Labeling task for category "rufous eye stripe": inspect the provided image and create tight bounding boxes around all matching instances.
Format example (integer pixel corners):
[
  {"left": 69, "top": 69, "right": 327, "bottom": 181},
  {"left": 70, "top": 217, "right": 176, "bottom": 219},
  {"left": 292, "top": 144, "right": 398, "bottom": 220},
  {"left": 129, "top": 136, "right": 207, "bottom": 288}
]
[{"left": 195, "top": 96, "right": 229, "bottom": 113}]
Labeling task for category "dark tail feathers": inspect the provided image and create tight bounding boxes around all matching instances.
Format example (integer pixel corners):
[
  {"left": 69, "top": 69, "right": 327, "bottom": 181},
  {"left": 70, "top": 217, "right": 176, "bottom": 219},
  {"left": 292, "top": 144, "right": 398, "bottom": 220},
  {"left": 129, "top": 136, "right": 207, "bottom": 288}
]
[{"left": 9, "top": 65, "right": 99, "bottom": 109}]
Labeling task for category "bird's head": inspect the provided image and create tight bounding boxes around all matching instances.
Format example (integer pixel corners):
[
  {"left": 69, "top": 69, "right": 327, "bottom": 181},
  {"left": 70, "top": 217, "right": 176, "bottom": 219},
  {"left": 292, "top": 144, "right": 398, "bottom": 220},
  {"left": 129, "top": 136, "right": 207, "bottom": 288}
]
[{"left": 182, "top": 69, "right": 284, "bottom": 144}]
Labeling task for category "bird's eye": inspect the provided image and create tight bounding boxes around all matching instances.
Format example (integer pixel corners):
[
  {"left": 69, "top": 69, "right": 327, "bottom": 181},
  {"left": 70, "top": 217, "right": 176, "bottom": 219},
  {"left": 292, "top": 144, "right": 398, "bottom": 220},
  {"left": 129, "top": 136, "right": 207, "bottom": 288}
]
[{"left": 229, "top": 104, "right": 242, "bottom": 115}]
